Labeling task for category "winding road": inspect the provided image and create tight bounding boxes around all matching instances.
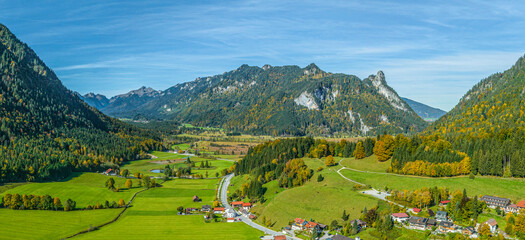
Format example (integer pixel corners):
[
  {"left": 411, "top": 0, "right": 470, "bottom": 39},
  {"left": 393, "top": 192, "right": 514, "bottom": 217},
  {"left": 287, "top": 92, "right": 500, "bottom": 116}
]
[{"left": 220, "top": 174, "right": 300, "bottom": 239}]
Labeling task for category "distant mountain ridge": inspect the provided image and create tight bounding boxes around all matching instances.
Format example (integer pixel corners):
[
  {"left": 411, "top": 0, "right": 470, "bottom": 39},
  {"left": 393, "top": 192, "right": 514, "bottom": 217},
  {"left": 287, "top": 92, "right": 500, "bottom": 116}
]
[
  {"left": 401, "top": 97, "right": 446, "bottom": 121},
  {"left": 80, "top": 64, "right": 427, "bottom": 136}
]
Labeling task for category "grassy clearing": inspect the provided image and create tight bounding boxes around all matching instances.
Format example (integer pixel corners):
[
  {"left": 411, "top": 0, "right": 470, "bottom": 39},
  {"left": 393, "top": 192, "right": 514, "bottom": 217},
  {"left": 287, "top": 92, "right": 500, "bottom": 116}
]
[
  {"left": 122, "top": 156, "right": 233, "bottom": 178},
  {"left": 172, "top": 143, "right": 191, "bottom": 150},
  {"left": 0, "top": 208, "right": 121, "bottom": 240},
  {"left": 242, "top": 167, "right": 379, "bottom": 230},
  {"left": 356, "top": 227, "right": 431, "bottom": 240},
  {"left": 76, "top": 178, "right": 262, "bottom": 240},
  {"left": 340, "top": 168, "right": 525, "bottom": 201},
  {"left": 2, "top": 172, "right": 142, "bottom": 207},
  {"left": 0, "top": 182, "right": 26, "bottom": 194},
  {"left": 340, "top": 155, "right": 391, "bottom": 172}
]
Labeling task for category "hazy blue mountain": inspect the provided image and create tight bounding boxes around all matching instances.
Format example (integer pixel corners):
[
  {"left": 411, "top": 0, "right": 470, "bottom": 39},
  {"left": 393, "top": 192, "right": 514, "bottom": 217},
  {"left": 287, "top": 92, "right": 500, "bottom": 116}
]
[{"left": 401, "top": 97, "right": 447, "bottom": 121}]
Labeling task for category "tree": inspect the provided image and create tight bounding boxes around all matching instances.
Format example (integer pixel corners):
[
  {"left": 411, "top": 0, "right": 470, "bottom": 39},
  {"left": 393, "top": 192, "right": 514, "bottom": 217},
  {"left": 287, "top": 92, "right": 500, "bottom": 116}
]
[
  {"left": 53, "top": 197, "right": 62, "bottom": 211},
  {"left": 325, "top": 155, "right": 336, "bottom": 166},
  {"left": 118, "top": 199, "right": 126, "bottom": 207},
  {"left": 105, "top": 178, "right": 116, "bottom": 191},
  {"left": 125, "top": 179, "right": 133, "bottom": 189},
  {"left": 143, "top": 177, "right": 151, "bottom": 189},
  {"left": 205, "top": 171, "right": 209, "bottom": 178},
  {"left": 330, "top": 220, "right": 339, "bottom": 230},
  {"left": 478, "top": 223, "right": 491, "bottom": 237},
  {"left": 373, "top": 135, "right": 395, "bottom": 162},
  {"left": 177, "top": 206, "right": 184, "bottom": 213},
  {"left": 342, "top": 210, "right": 349, "bottom": 221},
  {"left": 120, "top": 169, "right": 129, "bottom": 178},
  {"left": 63, "top": 199, "right": 75, "bottom": 211},
  {"left": 215, "top": 172, "right": 219, "bottom": 178},
  {"left": 353, "top": 142, "right": 365, "bottom": 159},
  {"left": 317, "top": 174, "right": 324, "bottom": 182}
]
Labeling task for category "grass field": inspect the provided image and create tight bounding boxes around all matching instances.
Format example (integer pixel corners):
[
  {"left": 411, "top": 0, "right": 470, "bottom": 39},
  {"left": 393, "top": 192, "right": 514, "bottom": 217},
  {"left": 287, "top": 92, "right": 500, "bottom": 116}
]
[
  {"left": 339, "top": 168, "right": 525, "bottom": 201},
  {"left": 0, "top": 208, "right": 121, "bottom": 240},
  {"left": 2, "top": 172, "right": 142, "bottom": 207},
  {"left": 122, "top": 155, "right": 234, "bottom": 178},
  {"left": 229, "top": 164, "right": 380, "bottom": 230},
  {"left": 76, "top": 178, "right": 263, "bottom": 239},
  {"left": 340, "top": 155, "right": 391, "bottom": 172}
]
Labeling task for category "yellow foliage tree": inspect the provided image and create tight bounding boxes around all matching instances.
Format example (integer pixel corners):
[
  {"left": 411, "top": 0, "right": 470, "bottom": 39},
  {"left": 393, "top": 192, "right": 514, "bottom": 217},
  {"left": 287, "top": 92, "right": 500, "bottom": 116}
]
[
  {"left": 325, "top": 155, "right": 336, "bottom": 166},
  {"left": 125, "top": 179, "right": 133, "bottom": 189},
  {"left": 353, "top": 142, "right": 365, "bottom": 159}
]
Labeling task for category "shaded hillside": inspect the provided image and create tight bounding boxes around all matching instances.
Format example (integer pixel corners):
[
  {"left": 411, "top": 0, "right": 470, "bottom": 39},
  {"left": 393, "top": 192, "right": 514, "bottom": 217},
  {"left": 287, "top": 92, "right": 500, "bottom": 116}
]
[
  {"left": 86, "top": 64, "right": 427, "bottom": 136},
  {"left": 401, "top": 97, "right": 446, "bottom": 121},
  {"left": 0, "top": 24, "right": 163, "bottom": 182}
]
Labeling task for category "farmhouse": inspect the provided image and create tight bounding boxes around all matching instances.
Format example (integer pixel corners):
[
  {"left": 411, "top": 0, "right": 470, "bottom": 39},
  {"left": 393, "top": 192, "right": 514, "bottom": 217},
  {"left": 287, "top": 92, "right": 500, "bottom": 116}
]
[
  {"left": 213, "top": 207, "right": 225, "bottom": 214},
  {"left": 517, "top": 200, "right": 525, "bottom": 209},
  {"left": 435, "top": 211, "right": 448, "bottom": 222},
  {"left": 227, "top": 217, "right": 235, "bottom": 223},
  {"left": 104, "top": 168, "right": 114, "bottom": 175},
  {"left": 411, "top": 208, "right": 421, "bottom": 214},
  {"left": 201, "top": 205, "right": 211, "bottom": 212},
  {"left": 193, "top": 195, "right": 201, "bottom": 202},
  {"left": 242, "top": 202, "right": 252, "bottom": 211},
  {"left": 480, "top": 195, "right": 510, "bottom": 208},
  {"left": 483, "top": 218, "right": 498, "bottom": 234},
  {"left": 391, "top": 212, "right": 409, "bottom": 222},
  {"left": 224, "top": 208, "right": 237, "bottom": 221},
  {"left": 439, "top": 200, "right": 450, "bottom": 206},
  {"left": 408, "top": 216, "right": 428, "bottom": 230},
  {"left": 231, "top": 201, "right": 244, "bottom": 208},
  {"left": 273, "top": 235, "right": 287, "bottom": 240}
]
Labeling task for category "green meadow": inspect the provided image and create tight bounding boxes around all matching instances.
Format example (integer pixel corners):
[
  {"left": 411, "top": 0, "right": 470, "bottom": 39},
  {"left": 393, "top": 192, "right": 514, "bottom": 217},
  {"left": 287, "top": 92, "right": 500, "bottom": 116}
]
[
  {"left": 230, "top": 159, "right": 380, "bottom": 230},
  {"left": 339, "top": 167, "right": 525, "bottom": 201},
  {"left": 0, "top": 208, "right": 121, "bottom": 240},
  {"left": 339, "top": 155, "right": 391, "bottom": 172},
  {"left": 76, "top": 178, "right": 262, "bottom": 239}
]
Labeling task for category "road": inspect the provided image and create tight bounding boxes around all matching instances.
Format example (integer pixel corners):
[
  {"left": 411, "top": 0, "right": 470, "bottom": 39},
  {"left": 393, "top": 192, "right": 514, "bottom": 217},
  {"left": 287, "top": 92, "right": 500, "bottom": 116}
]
[{"left": 220, "top": 174, "right": 300, "bottom": 239}]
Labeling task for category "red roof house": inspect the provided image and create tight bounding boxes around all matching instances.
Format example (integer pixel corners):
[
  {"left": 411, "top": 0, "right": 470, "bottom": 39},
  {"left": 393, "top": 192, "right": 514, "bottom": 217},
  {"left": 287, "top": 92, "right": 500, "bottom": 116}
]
[
  {"left": 242, "top": 202, "right": 252, "bottom": 207},
  {"left": 274, "top": 235, "right": 287, "bottom": 240},
  {"left": 440, "top": 200, "right": 450, "bottom": 205},
  {"left": 392, "top": 213, "right": 409, "bottom": 218},
  {"left": 517, "top": 200, "right": 525, "bottom": 209},
  {"left": 412, "top": 208, "right": 421, "bottom": 213},
  {"left": 231, "top": 201, "right": 244, "bottom": 207}
]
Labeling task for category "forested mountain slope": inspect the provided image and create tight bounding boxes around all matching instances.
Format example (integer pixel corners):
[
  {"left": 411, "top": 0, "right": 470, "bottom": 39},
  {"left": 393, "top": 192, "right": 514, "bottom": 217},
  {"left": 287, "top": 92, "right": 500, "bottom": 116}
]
[
  {"left": 389, "top": 55, "right": 525, "bottom": 178},
  {"left": 86, "top": 64, "right": 427, "bottom": 136},
  {"left": 401, "top": 97, "right": 446, "bottom": 121},
  {"left": 0, "top": 24, "right": 163, "bottom": 183}
]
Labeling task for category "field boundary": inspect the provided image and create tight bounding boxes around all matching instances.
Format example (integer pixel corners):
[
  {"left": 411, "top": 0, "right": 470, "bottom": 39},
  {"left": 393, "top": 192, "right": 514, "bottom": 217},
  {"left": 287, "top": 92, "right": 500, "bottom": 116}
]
[{"left": 62, "top": 181, "right": 160, "bottom": 239}]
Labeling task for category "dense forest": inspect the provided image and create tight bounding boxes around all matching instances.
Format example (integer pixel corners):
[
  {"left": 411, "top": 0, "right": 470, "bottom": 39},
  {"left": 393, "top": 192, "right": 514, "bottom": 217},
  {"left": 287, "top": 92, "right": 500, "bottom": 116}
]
[
  {"left": 85, "top": 63, "right": 427, "bottom": 136},
  {"left": 0, "top": 24, "right": 163, "bottom": 183},
  {"left": 234, "top": 137, "right": 377, "bottom": 191},
  {"left": 389, "top": 56, "right": 525, "bottom": 178}
]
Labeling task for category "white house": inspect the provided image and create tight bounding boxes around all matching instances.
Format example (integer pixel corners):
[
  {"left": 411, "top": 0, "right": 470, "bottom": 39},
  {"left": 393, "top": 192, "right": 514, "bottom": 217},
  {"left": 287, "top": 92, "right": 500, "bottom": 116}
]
[{"left": 391, "top": 212, "right": 409, "bottom": 223}]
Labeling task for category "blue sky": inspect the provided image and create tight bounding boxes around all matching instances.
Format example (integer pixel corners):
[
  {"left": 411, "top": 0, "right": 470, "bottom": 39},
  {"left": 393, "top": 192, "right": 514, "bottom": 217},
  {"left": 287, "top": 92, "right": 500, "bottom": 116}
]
[{"left": 1, "top": 0, "right": 524, "bottom": 110}]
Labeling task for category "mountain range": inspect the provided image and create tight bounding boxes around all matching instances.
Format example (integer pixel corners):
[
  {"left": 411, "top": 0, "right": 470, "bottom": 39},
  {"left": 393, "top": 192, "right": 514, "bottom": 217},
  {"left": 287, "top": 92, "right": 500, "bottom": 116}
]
[{"left": 80, "top": 64, "right": 429, "bottom": 136}]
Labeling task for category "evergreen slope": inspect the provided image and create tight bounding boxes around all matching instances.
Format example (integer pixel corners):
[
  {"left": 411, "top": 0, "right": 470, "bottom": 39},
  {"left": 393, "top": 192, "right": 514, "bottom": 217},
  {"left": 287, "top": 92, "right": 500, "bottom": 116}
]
[
  {"left": 389, "top": 55, "right": 525, "bottom": 178},
  {"left": 0, "top": 24, "right": 163, "bottom": 183},
  {"left": 87, "top": 64, "right": 427, "bottom": 136}
]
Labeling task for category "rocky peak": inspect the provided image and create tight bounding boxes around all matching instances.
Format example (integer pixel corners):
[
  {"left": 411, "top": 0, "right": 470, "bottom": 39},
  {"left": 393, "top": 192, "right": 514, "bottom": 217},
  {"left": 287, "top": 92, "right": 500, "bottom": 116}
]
[
  {"left": 303, "top": 63, "right": 322, "bottom": 75},
  {"left": 369, "top": 70, "right": 387, "bottom": 88},
  {"left": 114, "top": 86, "right": 160, "bottom": 99}
]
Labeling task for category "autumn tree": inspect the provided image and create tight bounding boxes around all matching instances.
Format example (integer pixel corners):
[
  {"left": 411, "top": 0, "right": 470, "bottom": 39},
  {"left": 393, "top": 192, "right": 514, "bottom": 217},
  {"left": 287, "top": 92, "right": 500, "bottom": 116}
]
[
  {"left": 353, "top": 142, "right": 365, "bottom": 159},
  {"left": 125, "top": 179, "right": 133, "bottom": 189},
  {"left": 325, "top": 155, "right": 336, "bottom": 166},
  {"left": 373, "top": 134, "right": 395, "bottom": 162},
  {"left": 118, "top": 199, "right": 125, "bottom": 207}
]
